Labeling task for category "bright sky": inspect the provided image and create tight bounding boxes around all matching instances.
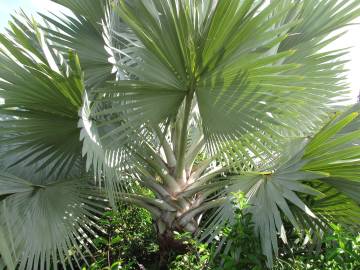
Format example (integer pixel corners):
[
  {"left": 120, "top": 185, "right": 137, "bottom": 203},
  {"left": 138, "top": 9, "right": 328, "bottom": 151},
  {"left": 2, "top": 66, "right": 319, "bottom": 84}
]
[
  {"left": 0, "top": 0, "right": 67, "bottom": 24},
  {"left": 0, "top": 0, "right": 359, "bottom": 103}
]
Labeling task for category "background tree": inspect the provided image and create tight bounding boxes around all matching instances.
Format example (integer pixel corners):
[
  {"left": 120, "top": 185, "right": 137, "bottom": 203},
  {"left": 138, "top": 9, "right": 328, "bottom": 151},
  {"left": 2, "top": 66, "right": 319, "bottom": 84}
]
[{"left": 0, "top": 0, "right": 360, "bottom": 269}]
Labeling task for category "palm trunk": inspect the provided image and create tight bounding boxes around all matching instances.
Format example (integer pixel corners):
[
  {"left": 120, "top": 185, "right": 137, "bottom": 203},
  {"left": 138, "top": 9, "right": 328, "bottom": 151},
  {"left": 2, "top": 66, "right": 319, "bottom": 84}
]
[
  {"left": 155, "top": 210, "right": 198, "bottom": 269},
  {"left": 117, "top": 93, "right": 227, "bottom": 267},
  {"left": 157, "top": 226, "right": 188, "bottom": 269}
]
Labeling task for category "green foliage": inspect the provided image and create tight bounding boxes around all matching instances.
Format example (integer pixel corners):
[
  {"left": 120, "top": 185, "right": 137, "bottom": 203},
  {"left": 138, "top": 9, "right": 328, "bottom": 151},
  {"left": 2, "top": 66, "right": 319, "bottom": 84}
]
[
  {"left": 213, "top": 193, "right": 267, "bottom": 270},
  {"left": 169, "top": 232, "right": 212, "bottom": 270},
  {"left": 275, "top": 224, "right": 360, "bottom": 270},
  {"left": 83, "top": 205, "right": 158, "bottom": 270},
  {"left": 73, "top": 192, "right": 359, "bottom": 270},
  {"left": 169, "top": 193, "right": 267, "bottom": 270}
]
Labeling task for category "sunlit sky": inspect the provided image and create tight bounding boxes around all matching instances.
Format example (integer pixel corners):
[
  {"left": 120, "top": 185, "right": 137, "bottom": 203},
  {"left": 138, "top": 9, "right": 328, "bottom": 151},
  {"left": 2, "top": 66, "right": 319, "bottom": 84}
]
[{"left": 0, "top": 0, "right": 359, "bottom": 103}]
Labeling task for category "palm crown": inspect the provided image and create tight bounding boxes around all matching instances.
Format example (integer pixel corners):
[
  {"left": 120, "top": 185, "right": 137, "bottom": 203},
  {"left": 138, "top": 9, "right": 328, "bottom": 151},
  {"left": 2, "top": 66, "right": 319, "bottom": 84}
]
[{"left": 0, "top": 0, "right": 360, "bottom": 269}]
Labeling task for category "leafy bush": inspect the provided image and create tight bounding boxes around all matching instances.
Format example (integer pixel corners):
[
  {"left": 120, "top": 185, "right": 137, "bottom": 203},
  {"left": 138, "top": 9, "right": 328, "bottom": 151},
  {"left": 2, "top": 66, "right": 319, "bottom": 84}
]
[
  {"left": 212, "top": 192, "right": 267, "bottom": 270},
  {"left": 169, "top": 232, "right": 212, "bottom": 270},
  {"left": 83, "top": 204, "right": 158, "bottom": 269},
  {"left": 168, "top": 193, "right": 360, "bottom": 270},
  {"left": 82, "top": 192, "right": 359, "bottom": 270},
  {"left": 169, "top": 192, "right": 267, "bottom": 270},
  {"left": 275, "top": 224, "right": 360, "bottom": 270}
]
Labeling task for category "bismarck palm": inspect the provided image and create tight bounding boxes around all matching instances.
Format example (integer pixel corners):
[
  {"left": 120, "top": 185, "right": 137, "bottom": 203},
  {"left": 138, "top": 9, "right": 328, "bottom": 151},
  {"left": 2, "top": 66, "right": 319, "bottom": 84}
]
[{"left": 0, "top": 1, "right": 360, "bottom": 269}]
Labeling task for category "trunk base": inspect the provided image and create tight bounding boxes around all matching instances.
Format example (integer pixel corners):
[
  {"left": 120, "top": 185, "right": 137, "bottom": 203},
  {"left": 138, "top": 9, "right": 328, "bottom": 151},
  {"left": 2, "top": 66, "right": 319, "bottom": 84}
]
[{"left": 158, "top": 230, "right": 188, "bottom": 270}]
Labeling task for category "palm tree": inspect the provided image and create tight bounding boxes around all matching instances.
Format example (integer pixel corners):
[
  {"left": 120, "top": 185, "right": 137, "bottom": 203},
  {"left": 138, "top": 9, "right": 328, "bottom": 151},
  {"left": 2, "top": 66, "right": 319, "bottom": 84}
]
[{"left": 1, "top": 0, "right": 360, "bottom": 269}]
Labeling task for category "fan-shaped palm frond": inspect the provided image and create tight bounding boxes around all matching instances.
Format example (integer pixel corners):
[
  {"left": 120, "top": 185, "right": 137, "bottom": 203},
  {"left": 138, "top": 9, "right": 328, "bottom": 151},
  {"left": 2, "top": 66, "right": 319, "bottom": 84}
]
[
  {"left": 0, "top": 225, "right": 14, "bottom": 270},
  {"left": 203, "top": 104, "right": 360, "bottom": 265},
  {"left": 297, "top": 181, "right": 360, "bottom": 232},
  {"left": 0, "top": 13, "right": 106, "bottom": 270},
  {"left": 51, "top": 0, "right": 106, "bottom": 28},
  {"left": 40, "top": 0, "right": 115, "bottom": 89},
  {"left": 1, "top": 1, "right": 360, "bottom": 269},
  {"left": 0, "top": 13, "right": 84, "bottom": 179},
  {"left": 93, "top": 1, "right": 300, "bottom": 151},
  {"left": 0, "top": 170, "right": 106, "bottom": 270},
  {"left": 75, "top": 0, "right": 360, "bottom": 266},
  {"left": 88, "top": 0, "right": 360, "bottom": 170}
]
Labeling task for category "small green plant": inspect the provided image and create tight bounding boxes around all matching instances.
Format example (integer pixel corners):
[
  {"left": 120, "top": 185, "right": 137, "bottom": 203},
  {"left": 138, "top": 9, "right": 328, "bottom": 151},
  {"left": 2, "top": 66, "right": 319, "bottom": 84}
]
[
  {"left": 275, "top": 224, "right": 360, "bottom": 270},
  {"left": 169, "top": 232, "right": 212, "bottom": 270},
  {"left": 83, "top": 203, "right": 158, "bottom": 269},
  {"left": 324, "top": 224, "right": 360, "bottom": 267},
  {"left": 214, "top": 192, "right": 267, "bottom": 270},
  {"left": 168, "top": 192, "right": 266, "bottom": 270}
]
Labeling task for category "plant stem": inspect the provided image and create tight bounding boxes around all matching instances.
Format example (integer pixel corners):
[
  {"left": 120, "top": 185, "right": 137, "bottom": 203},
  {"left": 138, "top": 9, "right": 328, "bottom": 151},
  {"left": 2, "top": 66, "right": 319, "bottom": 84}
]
[
  {"left": 154, "top": 126, "right": 177, "bottom": 167},
  {"left": 178, "top": 197, "right": 227, "bottom": 226},
  {"left": 175, "top": 90, "right": 194, "bottom": 181},
  {"left": 107, "top": 228, "right": 111, "bottom": 268}
]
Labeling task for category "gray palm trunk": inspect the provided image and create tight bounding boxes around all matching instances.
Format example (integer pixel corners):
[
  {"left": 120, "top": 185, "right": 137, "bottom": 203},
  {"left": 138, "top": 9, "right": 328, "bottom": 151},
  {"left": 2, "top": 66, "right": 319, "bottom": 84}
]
[{"left": 116, "top": 96, "right": 225, "bottom": 243}]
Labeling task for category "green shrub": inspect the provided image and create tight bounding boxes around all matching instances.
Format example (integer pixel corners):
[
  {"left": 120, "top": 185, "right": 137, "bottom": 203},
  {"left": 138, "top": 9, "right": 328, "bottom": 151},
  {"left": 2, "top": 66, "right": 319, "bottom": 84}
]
[
  {"left": 169, "top": 192, "right": 267, "bottom": 270},
  {"left": 169, "top": 232, "right": 212, "bottom": 270},
  {"left": 275, "top": 224, "right": 360, "bottom": 270},
  {"left": 83, "top": 191, "right": 359, "bottom": 270},
  {"left": 83, "top": 203, "right": 158, "bottom": 269},
  {"left": 212, "top": 192, "right": 267, "bottom": 270}
]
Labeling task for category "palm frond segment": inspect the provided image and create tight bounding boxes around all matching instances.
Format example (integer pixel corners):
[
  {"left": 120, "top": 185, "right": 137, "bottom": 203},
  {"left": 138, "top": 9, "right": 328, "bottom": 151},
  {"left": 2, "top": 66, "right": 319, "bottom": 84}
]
[
  {"left": 0, "top": 14, "right": 84, "bottom": 179},
  {"left": 0, "top": 170, "right": 106, "bottom": 270},
  {"left": 51, "top": 0, "right": 107, "bottom": 29},
  {"left": 100, "top": 1, "right": 360, "bottom": 166},
  {"left": 41, "top": 0, "right": 116, "bottom": 89},
  {"left": 202, "top": 104, "right": 360, "bottom": 265}
]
